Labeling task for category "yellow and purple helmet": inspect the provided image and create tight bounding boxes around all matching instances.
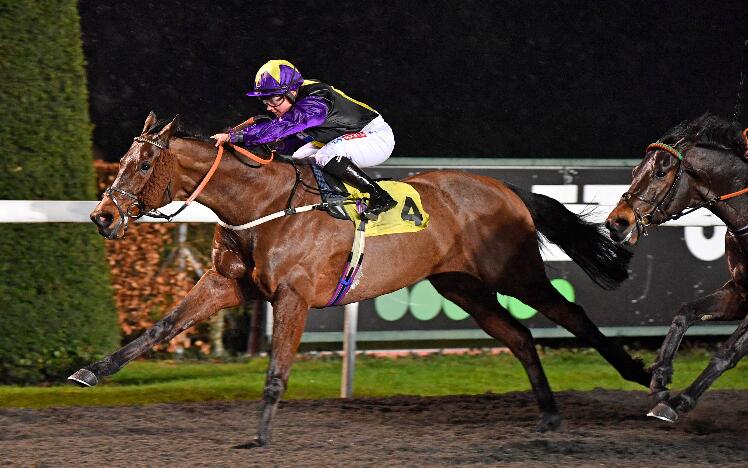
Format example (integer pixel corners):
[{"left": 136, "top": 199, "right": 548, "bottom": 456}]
[{"left": 245, "top": 59, "right": 304, "bottom": 97}]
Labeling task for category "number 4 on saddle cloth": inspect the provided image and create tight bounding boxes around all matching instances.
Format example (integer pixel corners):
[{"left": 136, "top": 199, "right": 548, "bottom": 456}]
[
  {"left": 310, "top": 164, "right": 429, "bottom": 236},
  {"left": 311, "top": 164, "right": 430, "bottom": 306}
]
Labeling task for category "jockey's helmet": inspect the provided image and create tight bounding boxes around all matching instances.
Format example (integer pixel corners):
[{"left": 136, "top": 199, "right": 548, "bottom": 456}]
[{"left": 246, "top": 59, "right": 304, "bottom": 99}]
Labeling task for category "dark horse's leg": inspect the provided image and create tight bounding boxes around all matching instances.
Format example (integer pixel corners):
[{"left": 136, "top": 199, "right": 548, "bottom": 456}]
[
  {"left": 235, "top": 284, "right": 309, "bottom": 449},
  {"left": 648, "top": 283, "right": 745, "bottom": 403},
  {"left": 516, "top": 279, "right": 650, "bottom": 387},
  {"left": 429, "top": 273, "right": 561, "bottom": 432},
  {"left": 68, "top": 270, "right": 243, "bottom": 386},
  {"left": 649, "top": 313, "right": 748, "bottom": 423}
]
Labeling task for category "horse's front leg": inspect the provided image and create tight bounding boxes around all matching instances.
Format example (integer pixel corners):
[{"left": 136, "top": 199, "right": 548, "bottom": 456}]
[
  {"left": 648, "top": 284, "right": 744, "bottom": 402},
  {"left": 68, "top": 269, "right": 243, "bottom": 386},
  {"left": 649, "top": 313, "right": 748, "bottom": 423},
  {"left": 235, "top": 285, "right": 309, "bottom": 449}
]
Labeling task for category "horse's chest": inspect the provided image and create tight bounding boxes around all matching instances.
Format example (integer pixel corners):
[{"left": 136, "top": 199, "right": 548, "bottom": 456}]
[{"left": 726, "top": 234, "right": 748, "bottom": 286}]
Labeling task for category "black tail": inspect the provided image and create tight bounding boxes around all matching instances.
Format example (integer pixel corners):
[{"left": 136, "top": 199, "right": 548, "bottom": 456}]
[{"left": 508, "top": 185, "right": 632, "bottom": 290}]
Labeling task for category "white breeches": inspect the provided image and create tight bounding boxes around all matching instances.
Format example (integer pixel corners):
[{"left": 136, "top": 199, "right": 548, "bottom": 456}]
[{"left": 290, "top": 115, "right": 395, "bottom": 168}]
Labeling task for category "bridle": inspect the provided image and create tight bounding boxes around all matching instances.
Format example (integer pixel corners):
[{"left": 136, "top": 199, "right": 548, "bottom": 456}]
[
  {"left": 621, "top": 142, "right": 689, "bottom": 239},
  {"left": 101, "top": 136, "right": 170, "bottom": 238},
  {"left": 102, "top": 134, "right": 274, "bottom": 238},
  {"left": 622, "top": 136, "right": 748, "bottom": 240}
]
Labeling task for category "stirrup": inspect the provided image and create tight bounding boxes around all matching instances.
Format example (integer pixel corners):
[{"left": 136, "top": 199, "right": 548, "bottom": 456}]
[{"left": 363, "top": 197, "right": 397, "bottom": 221}]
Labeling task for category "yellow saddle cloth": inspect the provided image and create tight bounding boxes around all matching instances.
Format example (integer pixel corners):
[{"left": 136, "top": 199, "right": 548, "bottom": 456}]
[{"left": 342, "top": 181, "right": 430, "bottom": 237}]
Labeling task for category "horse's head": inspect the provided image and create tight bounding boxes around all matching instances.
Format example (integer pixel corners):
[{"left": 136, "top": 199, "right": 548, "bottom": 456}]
[
  {"left": 606, "top": 114, "right": 748, "bottom": 245},
  {"left": 91, "top": 112, "right": 178, "bottom": 239}
]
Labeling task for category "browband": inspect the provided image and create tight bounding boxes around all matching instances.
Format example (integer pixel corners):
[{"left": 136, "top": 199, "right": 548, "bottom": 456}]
[{"left": 134, "top": 136, "right": 167, "bottom": 149}]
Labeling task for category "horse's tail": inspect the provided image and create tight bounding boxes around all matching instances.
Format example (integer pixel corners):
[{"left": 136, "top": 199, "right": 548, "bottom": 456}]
[{"left": 507, "top": 184, "right": 632, "bottom": 290}]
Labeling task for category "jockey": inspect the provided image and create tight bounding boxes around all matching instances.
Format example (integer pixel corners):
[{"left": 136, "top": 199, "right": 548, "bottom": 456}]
[{"left": 211, "top": 59, "right": 397, "bottom": 221}]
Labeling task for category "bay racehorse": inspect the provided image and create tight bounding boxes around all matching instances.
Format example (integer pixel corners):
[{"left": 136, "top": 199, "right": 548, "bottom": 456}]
[
  {"left": 71, "top": 112, "right": 649, "bottom": 448},
  {"left": 606, "top": 113, "right": 748, "bottom": 423}
]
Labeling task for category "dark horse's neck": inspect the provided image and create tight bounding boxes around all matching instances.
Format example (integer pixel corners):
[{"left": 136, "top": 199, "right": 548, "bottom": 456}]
[
  {"left": 702, "top": 150, "right": 748, "bottom": 234},
  {"left": 169, "top": 138, "right": 306, "bottom": 226}
]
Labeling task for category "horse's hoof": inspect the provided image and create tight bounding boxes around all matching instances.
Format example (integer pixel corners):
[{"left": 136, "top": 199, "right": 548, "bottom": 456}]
[
  {"left": 67, "top": 368, "right": 98, "bottom": 387},
  {"left": 536, "top": 412, "right": 562, "bottom": 432},
  {"left": 647, "top": 402, "right": 679, "bottom": 423},
  {"left": 232, "top": 437, "right": 267, "bottom": 449}
]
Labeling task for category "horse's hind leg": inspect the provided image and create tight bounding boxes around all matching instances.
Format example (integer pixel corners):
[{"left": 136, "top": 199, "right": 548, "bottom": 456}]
[
  {"left": 68, "top": 269, "right": 243, "bottom": 387},
  {"left": 648, "top": 283, "right": 745, "bottom": 402},
  {"left": 649, "top": 313, "right": 748, "bottom": 423},
  {"left": 514, "top": 279, "right": 650, "bottom": 387},
  {"left": 429, "top": 273, "right": 561, "bottom": 432}
]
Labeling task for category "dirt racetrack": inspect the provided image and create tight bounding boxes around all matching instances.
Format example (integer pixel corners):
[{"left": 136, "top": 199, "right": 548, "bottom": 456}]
[{"left": 1, "top": 389, "right": 746, "bottom": 467}]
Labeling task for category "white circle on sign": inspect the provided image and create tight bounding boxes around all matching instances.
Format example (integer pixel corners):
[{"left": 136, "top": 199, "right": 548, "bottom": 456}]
[{"left": 684, "top": 226, "right": 726, "bottom": 262}]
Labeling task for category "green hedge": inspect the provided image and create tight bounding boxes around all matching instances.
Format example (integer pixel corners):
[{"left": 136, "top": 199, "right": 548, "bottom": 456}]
[{"left": 0, "top": 1, "right": 119, "bottom": 384}]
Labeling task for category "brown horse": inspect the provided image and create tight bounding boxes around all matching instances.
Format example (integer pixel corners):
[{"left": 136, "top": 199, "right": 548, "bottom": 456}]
[
  {"left": 606, "top": 113, "right": 748, "bottom": 423},
  {"left": 70, "top": 112, "right": 649, "bottom": 448}
]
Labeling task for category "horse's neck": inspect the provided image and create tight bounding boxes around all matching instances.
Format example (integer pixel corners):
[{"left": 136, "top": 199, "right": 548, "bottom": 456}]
[
  {"left": 705, "top": 156, "right": 748, "bottom": 232},
  {"left": 171, "top": 139, "right": 300, "bottom": 226}
]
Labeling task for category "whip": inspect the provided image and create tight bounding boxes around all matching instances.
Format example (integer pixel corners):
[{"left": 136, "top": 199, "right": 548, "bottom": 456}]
[{"left": 733, "top": 39, "right": 748, "bottom": 124}]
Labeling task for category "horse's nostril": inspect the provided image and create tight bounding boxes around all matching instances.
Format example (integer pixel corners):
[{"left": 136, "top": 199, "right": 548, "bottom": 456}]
[
  {"left": 92, "top": 212, "right": 113, "bottom": 229},
  {"left": 606, "top": 218, "right": 629, "bottom": 233}
]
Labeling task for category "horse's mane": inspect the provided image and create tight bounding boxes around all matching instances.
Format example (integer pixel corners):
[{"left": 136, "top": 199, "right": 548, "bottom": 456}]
[
  {"left": 146, "top": 118, "right": 210, "bottom": 142},
  {"left": 146, "top": 117, "right": 294, "bottom": 164},
  {"left": 659, "top": 112, "right": 746, "bottom": 156}
]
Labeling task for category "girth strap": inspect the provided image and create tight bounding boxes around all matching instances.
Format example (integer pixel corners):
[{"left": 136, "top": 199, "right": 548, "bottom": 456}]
[{"left": 326, "top": 204, "right": 368, "bottom": 306}]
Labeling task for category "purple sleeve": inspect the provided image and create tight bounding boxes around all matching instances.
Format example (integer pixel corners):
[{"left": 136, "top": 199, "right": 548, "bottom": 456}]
[{"left": 233, "top": 96, "right": 329, "bottom": 145}]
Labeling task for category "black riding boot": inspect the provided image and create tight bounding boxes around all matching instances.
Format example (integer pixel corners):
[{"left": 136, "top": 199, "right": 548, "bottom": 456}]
[{"left": 323, "top": 157, "right": 397, "bottom": 220}]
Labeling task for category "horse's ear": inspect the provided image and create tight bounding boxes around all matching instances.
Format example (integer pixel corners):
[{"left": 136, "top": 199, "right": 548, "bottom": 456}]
[
  {"left": 142, "top": 111, "right": 157, "bottom": 134},
  {"left": 156, "top": 115, "right": 179, "bottom": 139}
]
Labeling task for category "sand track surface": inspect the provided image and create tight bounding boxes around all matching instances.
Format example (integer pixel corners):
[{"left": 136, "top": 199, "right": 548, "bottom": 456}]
[{"left": 1, "top": 390, "right": 746, "bottom": 466}]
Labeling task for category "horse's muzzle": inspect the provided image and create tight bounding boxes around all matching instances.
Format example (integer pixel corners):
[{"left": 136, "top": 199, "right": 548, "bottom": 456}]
[
  {"left": 605, "top": 206, "right": 640, "bottom": 245},
  {"left": 90, "top": 210, "right": 122, "bottom": 239},
  {"left": 91, "top": 211, "right": 113, "bottom": 230},
  {"left": 606, "top": 216, "right": 631, "bottom": 242}
]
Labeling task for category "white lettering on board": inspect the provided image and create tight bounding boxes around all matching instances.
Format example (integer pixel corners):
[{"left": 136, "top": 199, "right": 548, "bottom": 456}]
[
  {"left": 532, "top": 185, "right": 578, "bottom": 203},
  {"left": 582, "top": 185, "right": 631, "bottom": 205}
]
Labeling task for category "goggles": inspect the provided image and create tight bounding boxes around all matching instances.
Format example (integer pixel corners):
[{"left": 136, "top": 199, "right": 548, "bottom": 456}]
[{"left": 260, "top": 94, "right": 287, "bottom": 108}]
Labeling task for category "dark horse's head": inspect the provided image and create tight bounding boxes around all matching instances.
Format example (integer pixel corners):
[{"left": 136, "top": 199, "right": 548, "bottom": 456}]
[
  {"left": 91, "top": 112, "right": 179, "bottom": 239},
  {"left": 606, "top": 113, "right": 748, "bottom": 245}
]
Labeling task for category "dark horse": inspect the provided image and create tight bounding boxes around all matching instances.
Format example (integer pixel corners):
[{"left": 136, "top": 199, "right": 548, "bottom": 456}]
[
  {"left": 71, "top": 112, "right": 649, "bottom": 447},
  {"left": 606, "top": 113, "right": 748, "bottom": 423}
]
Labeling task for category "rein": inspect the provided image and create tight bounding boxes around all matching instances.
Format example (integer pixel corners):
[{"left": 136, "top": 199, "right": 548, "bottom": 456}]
[
  {"left": 104, "top": 134, "right": 354, "bottom": 233},
  {"left": 141, "top": 139, "right": 273, "bottom": 222},
  {"left": 103, "top": 136, "right": 274, "bottom": 235}
]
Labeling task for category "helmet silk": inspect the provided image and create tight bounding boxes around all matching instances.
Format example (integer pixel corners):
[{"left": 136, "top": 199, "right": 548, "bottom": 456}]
[{"left": 246, "top": 59, "right": 304, "bottom": 97}]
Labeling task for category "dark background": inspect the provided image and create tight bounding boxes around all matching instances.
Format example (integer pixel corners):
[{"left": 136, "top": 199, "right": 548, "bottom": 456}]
[{"left": 79, "top": 1, "right": 747, "bottom": 162}]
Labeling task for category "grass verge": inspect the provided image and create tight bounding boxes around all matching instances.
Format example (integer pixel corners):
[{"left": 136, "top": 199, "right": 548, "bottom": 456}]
[{"left": 1, "top": 349, "right": 746, "bottom": 408}]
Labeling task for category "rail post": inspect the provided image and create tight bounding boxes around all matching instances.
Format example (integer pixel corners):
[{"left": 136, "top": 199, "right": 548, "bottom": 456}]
[{"left": 341, "top": 302, "right": 359, "bottom": 398}]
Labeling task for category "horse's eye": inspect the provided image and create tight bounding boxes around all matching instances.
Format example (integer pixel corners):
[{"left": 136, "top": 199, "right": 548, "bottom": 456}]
[
  {"left": 140, "top": 161, "right": 152, "bottom": 171},
  {"left": 655, "top": 169, "right": 666, "bottom": 179}
]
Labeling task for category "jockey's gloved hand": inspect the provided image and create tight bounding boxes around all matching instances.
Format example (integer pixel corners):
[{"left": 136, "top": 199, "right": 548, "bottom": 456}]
[
  {"left": 228, "top": 115, "right": 273, "bottom": 144},
  {"left": 231, "top": 115, "right": 271, "bottom": 131}
]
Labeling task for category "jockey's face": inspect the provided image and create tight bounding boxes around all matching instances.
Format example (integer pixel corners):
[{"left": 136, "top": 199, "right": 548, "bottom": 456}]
[{"left": 262, "top": 92, "right": 295, "bottom": 117}]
